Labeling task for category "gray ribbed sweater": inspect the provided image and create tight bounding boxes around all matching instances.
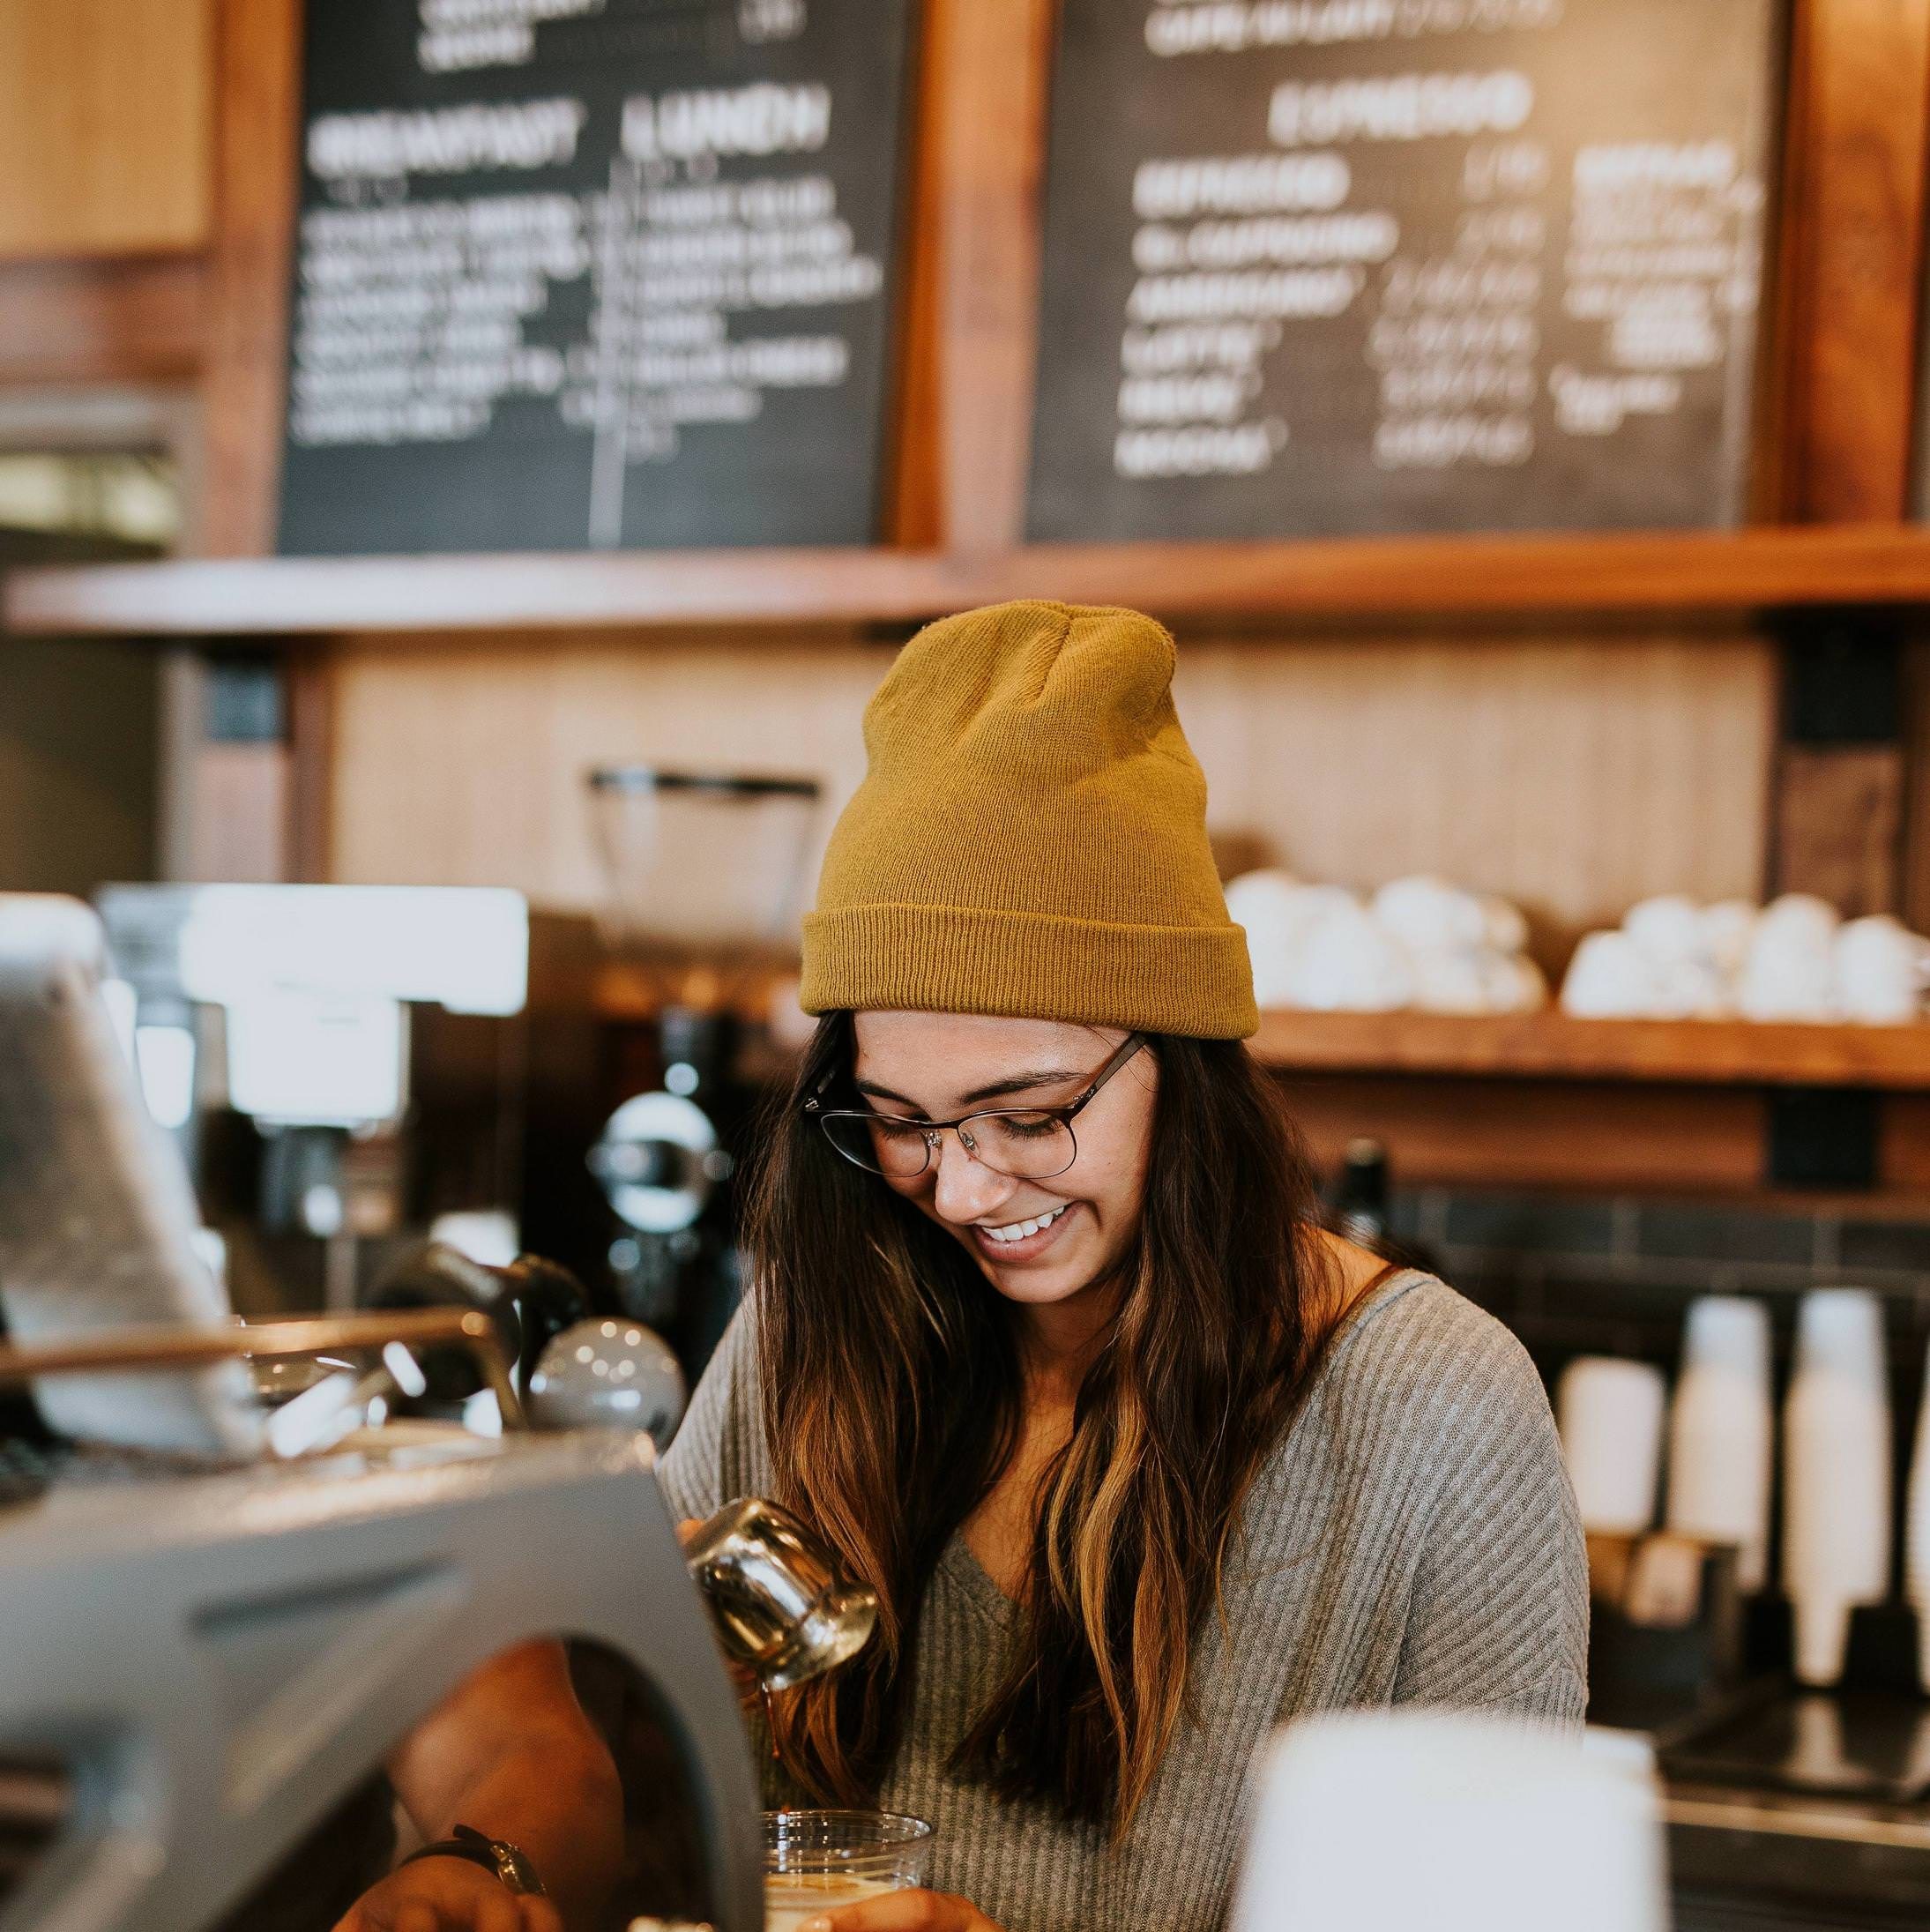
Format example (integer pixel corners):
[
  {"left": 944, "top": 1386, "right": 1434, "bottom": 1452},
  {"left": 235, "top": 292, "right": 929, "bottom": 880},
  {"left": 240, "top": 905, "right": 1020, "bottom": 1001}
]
[{"left": 658, "top": 1271, "right": 1588, "bottom": 1931}]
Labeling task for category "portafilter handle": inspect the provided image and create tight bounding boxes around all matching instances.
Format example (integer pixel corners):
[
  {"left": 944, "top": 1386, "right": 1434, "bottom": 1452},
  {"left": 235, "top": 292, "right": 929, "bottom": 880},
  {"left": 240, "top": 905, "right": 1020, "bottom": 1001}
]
[{"left": 682, "top": 1496, "right": 878, "bottom": 1691}]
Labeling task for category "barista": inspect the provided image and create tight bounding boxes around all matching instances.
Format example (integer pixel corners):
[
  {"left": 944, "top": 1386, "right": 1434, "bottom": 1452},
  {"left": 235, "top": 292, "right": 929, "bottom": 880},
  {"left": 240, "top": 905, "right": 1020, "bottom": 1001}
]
[
  {"left": 658, "top": 601, "right": 1590, "bottom": 1932},
  {"left": 220, "top": 1640, "right": 623, "bottom": 1932}
]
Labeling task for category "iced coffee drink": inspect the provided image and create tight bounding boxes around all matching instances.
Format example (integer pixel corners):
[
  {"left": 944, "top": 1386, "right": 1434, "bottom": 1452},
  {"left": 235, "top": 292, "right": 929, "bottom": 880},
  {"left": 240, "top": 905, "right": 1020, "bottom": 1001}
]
[
  {"left": 764, "top": 1874, "right": 896, "bottom": 1931},
  {"left": 762, "top": 1810, "right": 934, "bottom": 1932}
]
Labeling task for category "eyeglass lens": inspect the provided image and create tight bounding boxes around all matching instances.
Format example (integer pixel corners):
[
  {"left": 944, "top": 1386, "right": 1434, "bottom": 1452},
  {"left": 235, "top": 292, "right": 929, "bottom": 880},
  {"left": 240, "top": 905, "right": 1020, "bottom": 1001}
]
[{"left": 820, "top": 1109, "right": 1077, "bottom": 1180}]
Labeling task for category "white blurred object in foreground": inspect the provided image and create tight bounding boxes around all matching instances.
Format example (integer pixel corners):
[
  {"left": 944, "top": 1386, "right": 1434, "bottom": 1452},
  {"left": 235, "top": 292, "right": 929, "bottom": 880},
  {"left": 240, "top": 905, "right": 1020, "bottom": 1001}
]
[
  {"left": 1230, "top": 1711, "right": 1667, "bottom": 1932},
  {"left": 1226, "top": 869, "right": 1543, "bottom": 1017}
]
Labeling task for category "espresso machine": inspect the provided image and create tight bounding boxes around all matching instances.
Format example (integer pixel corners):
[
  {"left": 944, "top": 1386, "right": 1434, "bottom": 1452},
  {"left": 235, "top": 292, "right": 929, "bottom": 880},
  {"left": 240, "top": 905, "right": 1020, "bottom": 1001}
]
[
  {"left": 582, "top": 770, "right": 819, "bottom": 1377},
  {"left": 0, "top": 891, "right": 765, "bottom": 1931},
  {"left": 93, "top": 884, "right": 530, "bottom": 1313}
]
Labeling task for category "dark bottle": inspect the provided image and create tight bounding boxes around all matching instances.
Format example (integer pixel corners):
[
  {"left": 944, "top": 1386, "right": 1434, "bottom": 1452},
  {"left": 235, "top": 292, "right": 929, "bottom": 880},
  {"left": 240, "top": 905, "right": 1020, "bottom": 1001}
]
[
  {"left": 1325, "top": 1138, "right": 1443, "bottom": 1279},
  {"left": 1330, "top": 1138, "right": 1391, "bottom": 1251}
]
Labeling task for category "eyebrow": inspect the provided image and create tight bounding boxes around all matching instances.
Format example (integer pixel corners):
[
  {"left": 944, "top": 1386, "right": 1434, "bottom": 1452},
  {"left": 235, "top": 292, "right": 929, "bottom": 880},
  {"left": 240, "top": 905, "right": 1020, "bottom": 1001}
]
[{"left": 852, "top": 1067, "right": 1086, "bottom": 1113}]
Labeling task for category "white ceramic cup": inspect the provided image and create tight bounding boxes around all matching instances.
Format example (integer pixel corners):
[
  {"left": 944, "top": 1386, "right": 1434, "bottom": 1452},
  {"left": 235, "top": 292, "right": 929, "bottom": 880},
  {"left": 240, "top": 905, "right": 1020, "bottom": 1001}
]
[
  {"left": 1784, "top": 1288, "right": 1892, "bottom": 1686},
  {"left": 1372, "top": 875, "right": 1487, "bottom": 954},
  {"left": 1561, "top": 929, "right": 1675, "bottom": 1019},
  {"left": 1557, "top": 1356, "right": 1666, "bottom": 1538},
  {"left": 1740, "top": 897, "right": 1841, "bottom": 1022},
  {"left": 1225, "top": 870, "right": 1310, "bottom": 1010},
  {"left": 1702, "top": 900, "right": 1759, "bottom": 976},
  {"left": 1287, "top": 898, "right": 1413, "bottom": 1013},
  {"left": 1231, "top": 1711, "right": 1667, "bottom": 1932},
  {"left": 1665, "top": 1296, "right": 1774, "bottom": 1590},
  {"left": 1837, "top": 915, "right": 1921, "bottom": 1025},
  {"left": 1623, "top": 894, "right": 1707, "bottom": 969}
]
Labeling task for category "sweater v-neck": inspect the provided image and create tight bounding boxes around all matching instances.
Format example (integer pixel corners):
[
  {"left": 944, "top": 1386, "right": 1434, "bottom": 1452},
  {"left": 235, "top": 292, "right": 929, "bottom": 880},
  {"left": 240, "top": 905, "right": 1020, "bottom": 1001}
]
[{"left": 936, "top": 1267, "right": 1425, "bottom": 1624}]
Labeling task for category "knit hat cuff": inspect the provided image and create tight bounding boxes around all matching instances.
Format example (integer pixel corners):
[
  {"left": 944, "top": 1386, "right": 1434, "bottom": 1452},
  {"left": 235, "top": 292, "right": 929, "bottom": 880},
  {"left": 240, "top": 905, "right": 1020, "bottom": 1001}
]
[{"left": 798, "top": 902, "right": 1260, "bottom": 1040}]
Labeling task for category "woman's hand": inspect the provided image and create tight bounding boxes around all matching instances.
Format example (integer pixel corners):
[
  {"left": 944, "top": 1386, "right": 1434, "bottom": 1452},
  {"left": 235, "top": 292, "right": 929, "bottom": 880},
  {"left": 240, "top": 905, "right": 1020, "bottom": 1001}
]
[
  {"left": 332, "top": 1854, "right": 562, "bottom": 1932},
  {"left": 795, "top": 1891, "right": 1004, "bottom": 1932}
]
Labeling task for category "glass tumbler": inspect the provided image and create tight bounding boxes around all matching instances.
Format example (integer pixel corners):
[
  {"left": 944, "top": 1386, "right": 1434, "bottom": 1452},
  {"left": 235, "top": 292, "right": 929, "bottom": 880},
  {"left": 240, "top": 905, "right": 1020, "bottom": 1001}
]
[{"left": 763, "top": 1810, "right": 935, "bottom": 1931}]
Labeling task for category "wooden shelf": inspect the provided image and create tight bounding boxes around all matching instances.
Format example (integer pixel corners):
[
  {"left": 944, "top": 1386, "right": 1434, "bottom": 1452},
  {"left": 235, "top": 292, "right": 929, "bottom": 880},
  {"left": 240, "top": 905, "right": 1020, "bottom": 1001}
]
[
  {"left": 14, "top": 523, "right": 1930, "bottom": 638},
  {"left": 1250, "top": 1009, "right": 1930, "bottom": 1090},
  {"left": 571, "top": 964, "right": 1930, "bottom": 1093}
]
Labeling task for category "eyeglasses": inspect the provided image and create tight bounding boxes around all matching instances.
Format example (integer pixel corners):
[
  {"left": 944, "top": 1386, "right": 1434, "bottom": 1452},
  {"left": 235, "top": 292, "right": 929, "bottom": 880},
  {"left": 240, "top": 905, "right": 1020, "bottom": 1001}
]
[{"left": 805, "top": 1033, "right": 1148, "bottom": 1182}]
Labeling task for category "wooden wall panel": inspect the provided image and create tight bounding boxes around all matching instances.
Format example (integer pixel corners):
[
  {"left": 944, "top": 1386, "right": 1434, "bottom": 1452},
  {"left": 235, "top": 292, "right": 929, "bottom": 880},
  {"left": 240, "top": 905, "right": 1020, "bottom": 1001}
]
[
  {"left": 0, "top": 256, "right": 206, "bottom": 387},
  {"left": 0, "top": 0, "right": 212, "bottom": 262},
  {"left": 1283, "top": 1076, "right": 1768, "bottom": 1196},
  {"left": 324, "top": 627, "right": 1774, "bottom": 957},
  {"left": 199, "top": 0, "right": 301, "bottom": 558},
  {"left": 326, "top": 631, "right": 889, "bottom": 910},
  {"left": 1774, "top": 742, "right": 1907, "bottom": 915},
  {"left": 1771, "top": 0, "right": 1930, "bottom": 521},
  {"left": 1178, "top": 632, "right": 1776, "bottom": 953}
]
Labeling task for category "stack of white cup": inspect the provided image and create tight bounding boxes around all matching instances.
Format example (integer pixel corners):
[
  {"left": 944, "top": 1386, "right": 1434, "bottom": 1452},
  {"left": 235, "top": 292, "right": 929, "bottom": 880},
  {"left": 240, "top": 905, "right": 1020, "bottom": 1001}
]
[
  {"left": 1231, "top": 1710, "right": 1667, "bottom": 1932},
  {"left": 1557, "top": 1357, "right": 1667, "bottom": 1537},
  {"left": 1783, "top": 1288, "right": 1892, "bottom": 1687},
  {"left": 1664, "top": 1297, "right": 1774, "bottom": 1590}
]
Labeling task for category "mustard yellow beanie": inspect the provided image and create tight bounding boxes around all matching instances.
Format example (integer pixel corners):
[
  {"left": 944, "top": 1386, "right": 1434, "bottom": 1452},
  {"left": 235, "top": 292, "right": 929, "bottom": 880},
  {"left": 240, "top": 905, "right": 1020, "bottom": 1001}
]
[{"left": 798, "top": 600, "right": 1258, "bottom": 1040}]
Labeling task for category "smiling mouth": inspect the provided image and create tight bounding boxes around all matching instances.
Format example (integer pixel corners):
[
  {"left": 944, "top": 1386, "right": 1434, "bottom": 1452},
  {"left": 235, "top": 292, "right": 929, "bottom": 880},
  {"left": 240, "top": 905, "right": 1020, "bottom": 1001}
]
[{"left": 972, "top": 1200, "right": 1076, "bottom": 1252}]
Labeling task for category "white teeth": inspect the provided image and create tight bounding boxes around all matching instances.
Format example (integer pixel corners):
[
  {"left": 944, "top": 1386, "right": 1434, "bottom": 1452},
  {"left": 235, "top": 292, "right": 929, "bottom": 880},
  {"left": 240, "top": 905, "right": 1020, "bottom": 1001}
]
[{"left": 981, "top": 1203, "right": 1069, "bottom": 1244}]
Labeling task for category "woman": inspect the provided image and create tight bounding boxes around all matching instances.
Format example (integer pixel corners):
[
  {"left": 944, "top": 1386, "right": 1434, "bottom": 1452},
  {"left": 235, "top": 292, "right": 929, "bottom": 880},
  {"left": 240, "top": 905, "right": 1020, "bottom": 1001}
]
[{"left": 660, "top": 600, "right": 1587, "bottom": 1932}]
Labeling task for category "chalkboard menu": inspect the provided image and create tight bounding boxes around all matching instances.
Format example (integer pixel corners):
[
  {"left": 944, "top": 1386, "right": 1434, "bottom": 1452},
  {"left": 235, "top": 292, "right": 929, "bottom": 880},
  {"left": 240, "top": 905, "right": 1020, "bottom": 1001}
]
[
  {"left": 1027, "top": 0, "right": 1782, "bottom": 542},
  {"left": 278, "top": 0, "right": 917, "bottom": 555}
]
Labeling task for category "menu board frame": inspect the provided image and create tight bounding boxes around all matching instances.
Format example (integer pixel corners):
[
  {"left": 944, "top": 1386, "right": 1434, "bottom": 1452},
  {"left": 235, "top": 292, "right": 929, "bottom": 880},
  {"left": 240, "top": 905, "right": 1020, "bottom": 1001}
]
[
  {"left": 1025, "top": 0, "right": 1790, "bottom": 545},
  {"left": 276, "top": 0, "right": 923, "bottom": 557}
]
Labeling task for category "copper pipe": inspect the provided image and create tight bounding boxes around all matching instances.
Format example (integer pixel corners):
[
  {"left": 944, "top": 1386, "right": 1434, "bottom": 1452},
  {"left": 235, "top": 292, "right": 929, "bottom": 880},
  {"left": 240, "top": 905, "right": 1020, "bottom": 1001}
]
[{"left": 0, "top": 1308, "right": 524, "bottom": 1429}]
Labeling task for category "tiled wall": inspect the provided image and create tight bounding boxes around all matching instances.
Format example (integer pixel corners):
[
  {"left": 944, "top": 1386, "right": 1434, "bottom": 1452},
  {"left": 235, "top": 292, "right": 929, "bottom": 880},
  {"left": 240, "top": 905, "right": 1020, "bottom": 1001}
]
[{"left": 1384, "top": 1185, "right": 1930, "bottom": 1406}]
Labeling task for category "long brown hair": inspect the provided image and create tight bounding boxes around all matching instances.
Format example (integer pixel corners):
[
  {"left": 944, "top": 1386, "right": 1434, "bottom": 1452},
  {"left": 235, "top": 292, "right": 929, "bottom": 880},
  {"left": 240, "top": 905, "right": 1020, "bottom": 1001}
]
[{"left": 746, "top": 1011, "right": 1333, "bottom": 1832}]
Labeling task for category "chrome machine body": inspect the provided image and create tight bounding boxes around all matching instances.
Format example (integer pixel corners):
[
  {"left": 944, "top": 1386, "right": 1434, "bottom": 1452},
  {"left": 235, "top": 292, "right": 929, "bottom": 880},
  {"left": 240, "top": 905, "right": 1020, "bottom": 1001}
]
[{"left": 0, "top": 1413, "right": 762, "bottom": 1932}]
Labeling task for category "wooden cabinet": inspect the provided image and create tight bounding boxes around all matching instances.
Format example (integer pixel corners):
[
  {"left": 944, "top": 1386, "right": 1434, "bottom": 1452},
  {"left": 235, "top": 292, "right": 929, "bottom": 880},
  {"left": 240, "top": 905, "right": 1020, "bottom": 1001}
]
[{"left": 0, "top": 0, "right": 213, "bottom": 261}]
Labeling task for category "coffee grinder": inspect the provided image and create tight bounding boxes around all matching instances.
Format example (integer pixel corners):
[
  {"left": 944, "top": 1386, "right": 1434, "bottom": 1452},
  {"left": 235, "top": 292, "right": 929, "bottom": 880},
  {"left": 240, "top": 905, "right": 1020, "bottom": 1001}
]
[{"left": 583, "top": 769, "right": 819, "bottom": 1376}]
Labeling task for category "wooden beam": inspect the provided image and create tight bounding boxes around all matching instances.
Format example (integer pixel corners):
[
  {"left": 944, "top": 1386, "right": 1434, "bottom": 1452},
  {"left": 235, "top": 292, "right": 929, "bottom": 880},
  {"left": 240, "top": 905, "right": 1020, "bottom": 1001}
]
[
  {"left": 199, "top": 0, "right": 301, "bottom": 560},
  {"left": 883, "top": 2, "right": 944, "bottom": 547},
  {"left": 1251, "top": 1009, "right": 1930, "bottom": 1091},
  {"left": 1764, "top": 5, "right": 1930, "bottom": 924},
  {"left": 0, "top": 254, "right": 205, "bottom": 387},
  {"left": 1773, "top": 742, "right": 1907, "bottom": 913},
  {"left": 1773, "top": 0, "right": 1930, "bottom": 522},
  {"left": 285, "top": 649, "right": 333, "bottom": 883},
  {"left": 926, "top": 0, "right": 1057, "bottom": 551}
]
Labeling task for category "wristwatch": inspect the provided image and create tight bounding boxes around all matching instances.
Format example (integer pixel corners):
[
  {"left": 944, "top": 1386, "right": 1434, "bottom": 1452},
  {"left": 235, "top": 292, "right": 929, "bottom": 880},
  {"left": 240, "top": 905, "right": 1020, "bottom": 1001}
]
[{"left": 402, "top": 1822, "right": 547, "bottom": 1897}]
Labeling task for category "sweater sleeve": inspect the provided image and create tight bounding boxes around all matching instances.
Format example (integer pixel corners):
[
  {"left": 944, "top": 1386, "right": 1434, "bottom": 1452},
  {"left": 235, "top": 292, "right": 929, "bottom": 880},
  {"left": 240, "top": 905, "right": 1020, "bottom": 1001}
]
[
  {"left": 1390, "top": 1308, "right": 1590, "bottom": 1727},
  {"left": 655, "top": 1302, "right": 764, "bottom": 1526}
]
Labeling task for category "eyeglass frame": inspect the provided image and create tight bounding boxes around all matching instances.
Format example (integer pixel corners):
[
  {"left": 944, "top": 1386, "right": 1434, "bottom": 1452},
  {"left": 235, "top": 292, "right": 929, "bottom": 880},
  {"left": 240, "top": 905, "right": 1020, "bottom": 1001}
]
[{"left": 804, "top": 1031, "right": 1149, "bottom": 1181}]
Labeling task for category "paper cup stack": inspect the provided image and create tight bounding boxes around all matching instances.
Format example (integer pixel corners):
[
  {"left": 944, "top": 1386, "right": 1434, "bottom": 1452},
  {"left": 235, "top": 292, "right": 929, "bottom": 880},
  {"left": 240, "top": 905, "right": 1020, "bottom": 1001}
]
[
  {"left": 1557, "top": 1357, "right": 1666, "bottom": 1537},
  {"left": 1783, "top": 1289, "right": 1892, "bottom": 1686},
  {"left": 1664, "top": 1296, "right": 1774, "bottom": 1590}
]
